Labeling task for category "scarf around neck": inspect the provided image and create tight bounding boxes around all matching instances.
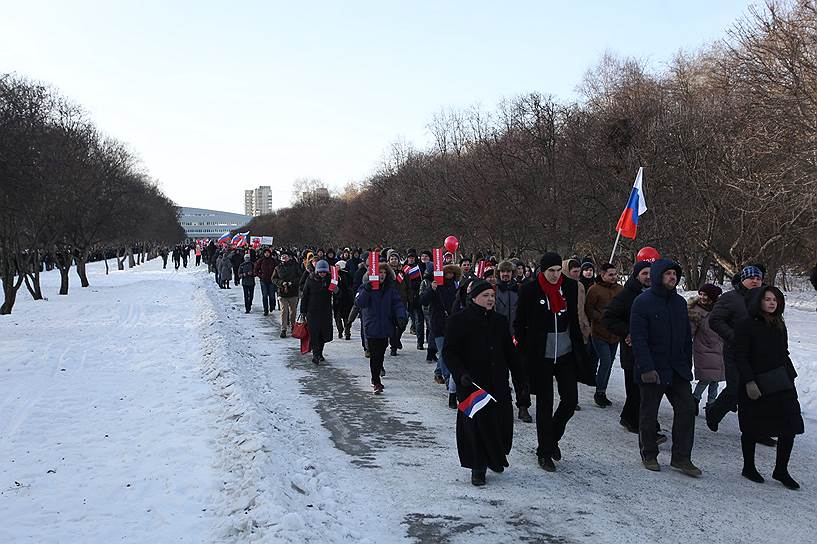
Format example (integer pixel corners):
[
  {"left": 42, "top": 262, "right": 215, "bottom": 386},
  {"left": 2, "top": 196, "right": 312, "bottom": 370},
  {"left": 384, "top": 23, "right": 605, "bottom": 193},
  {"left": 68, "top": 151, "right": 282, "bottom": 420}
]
[{"left": 537, "top": 272, "right": 566, "bottom": 314}]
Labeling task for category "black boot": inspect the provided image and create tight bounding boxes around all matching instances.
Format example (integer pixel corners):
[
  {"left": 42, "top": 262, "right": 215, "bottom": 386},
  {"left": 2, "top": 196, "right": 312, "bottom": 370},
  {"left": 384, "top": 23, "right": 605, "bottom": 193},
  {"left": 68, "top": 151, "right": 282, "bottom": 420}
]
[
  {"left": 448, "top": 393, "right": 458, "bottom": 409},
  {"left": 518, "top": 407, "right": 532, "bottom": 423},
  {"left": 773, "top": 435, "right": 800, "bottom": 490},
  {"left": 741, "top": 435, "right": 764, "bottom": 483},
  {"left": 537, "top": 456, "right": 556, "bottom": 472},
  {"left": 471, "top": 468, "right": 486, "bottom": 486}
]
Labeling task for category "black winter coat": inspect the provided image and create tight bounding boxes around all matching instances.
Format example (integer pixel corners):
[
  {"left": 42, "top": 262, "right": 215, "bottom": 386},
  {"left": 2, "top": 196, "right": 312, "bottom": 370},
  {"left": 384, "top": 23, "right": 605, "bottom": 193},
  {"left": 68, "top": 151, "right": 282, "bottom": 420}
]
[
  {"left": 514, "top": 275, "right": 592, "bottom": 393},
  {"left": 419, "top": 278, "right": 458, "bottom": 338},
  {"left": 443, "top": 303, "right": 525, "bottom": 470},
  {"left": 332, "top": 269, "right": 355, "bottom": 318},
  {"left": 709, "top": 283, "right": 753, "bottom": 346},
  {"left": 300, "top": 273, "right": 334, "bottom": 345},
  {"left": 630, "top": 260, "right": 692, "bottom": 385},
  {"left": 601, "top": 275, "right": 645, "bottom": 370},
  {"left": 272, "top": 260, "right": 301, "bottom": 297},
  {"left": 735, "top": 288, "right": 803, "bottom": 437}
]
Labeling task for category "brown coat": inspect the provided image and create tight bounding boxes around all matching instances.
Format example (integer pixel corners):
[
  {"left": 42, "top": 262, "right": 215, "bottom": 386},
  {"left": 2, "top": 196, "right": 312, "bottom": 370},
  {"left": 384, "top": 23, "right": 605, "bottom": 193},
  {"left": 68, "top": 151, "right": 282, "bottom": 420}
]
[
  {"left": 585, "top": 281, "right": 623, "bottom": 343},
  {"left": 688, "top": 297, "right": 725, "bottom": 381}
]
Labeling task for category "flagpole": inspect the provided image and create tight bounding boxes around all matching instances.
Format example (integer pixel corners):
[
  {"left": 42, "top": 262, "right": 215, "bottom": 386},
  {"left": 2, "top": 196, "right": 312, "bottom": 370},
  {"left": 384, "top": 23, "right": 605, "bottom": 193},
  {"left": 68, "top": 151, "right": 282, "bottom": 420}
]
[{"left": 610, "top": 229, "right": 622, "bottom": 263}]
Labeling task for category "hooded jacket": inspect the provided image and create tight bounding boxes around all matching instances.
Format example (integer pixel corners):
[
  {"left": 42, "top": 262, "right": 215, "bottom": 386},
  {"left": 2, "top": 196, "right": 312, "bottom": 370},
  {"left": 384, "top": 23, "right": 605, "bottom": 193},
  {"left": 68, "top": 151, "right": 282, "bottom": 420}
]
[
  {"left": 688, "top": 297, "right": 725, "bottom": 381},
  {"left": 630, "top": 259, "right": 693, "bottom": 384},
  {"left": 355, "top": 264, "right": 407, "bottom": 339}
]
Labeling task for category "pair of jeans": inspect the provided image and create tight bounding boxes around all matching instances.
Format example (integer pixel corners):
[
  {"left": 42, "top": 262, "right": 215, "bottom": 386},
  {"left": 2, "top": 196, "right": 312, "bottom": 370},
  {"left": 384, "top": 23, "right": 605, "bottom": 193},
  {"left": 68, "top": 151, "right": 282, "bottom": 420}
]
[
  {"left": 638, "top": 373, "right": 696, "bottom": 462},
  {"left": 693, "top": 380, "right": 720, "bottom": 405},
  {"left": 259, "top": 281, "right": 276, "bottom": 312},
  {"left": 591, "top": 336, "right": 619, "bottom": 393},
  {"left": 242, "top": 284, "right": 254, "bottom": 312},
  {"left": 434, "top": 336, "right": 456, "bottom": 394},
  {"left": 535, "top": 354, "right": 578, "bottom": 457},
  {"left": 368, "top": 337, "right": 388, "bottom": 385}
]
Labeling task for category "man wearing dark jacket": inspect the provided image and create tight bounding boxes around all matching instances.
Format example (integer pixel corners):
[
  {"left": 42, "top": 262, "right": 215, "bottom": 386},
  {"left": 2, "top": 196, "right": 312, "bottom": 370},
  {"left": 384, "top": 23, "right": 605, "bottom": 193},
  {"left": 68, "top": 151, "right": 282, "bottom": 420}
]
[
  {"left": 630, "top": 259, "right": 699, "bottom": 476},
  {"left": 419, "top": 263, "right": 461, "bottom": 407},
  {"left": 495, "top": 260, "right": 531, "bottom": 423},
  {"left": 230, "top": 249, "right": 244, "bottom": 286},
  {"left": 514, "top": 253, "right": 588, "bottom": 472},
  {"left": 272, "top": 251, "right": 301, "bottom": 337},
  {"left": 602, "top": 261, "right": 652, "bottom": 433},
  {"left": 705, "top": 265, "right": 763, "bottom": 432},
  {"left": 254, "top": 248, "right": 279, "bottom": 316}
]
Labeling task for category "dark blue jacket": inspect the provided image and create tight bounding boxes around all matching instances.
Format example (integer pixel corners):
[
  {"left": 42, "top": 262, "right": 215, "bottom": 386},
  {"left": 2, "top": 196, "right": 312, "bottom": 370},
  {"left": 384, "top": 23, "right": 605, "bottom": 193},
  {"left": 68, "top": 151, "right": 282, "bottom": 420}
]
[
  {"left": 630, "top": 259, "right": 693, "bottom": 384},
  {"left": 355, "top": 275, "right": 407, "bottom": 339}
]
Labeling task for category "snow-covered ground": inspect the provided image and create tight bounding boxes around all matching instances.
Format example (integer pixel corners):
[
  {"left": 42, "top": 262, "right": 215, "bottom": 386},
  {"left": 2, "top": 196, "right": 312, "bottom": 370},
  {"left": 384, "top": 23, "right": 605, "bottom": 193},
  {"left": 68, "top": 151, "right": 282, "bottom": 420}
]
[{"left": 2, "top": 258, "right": 815, "bottom": 543}]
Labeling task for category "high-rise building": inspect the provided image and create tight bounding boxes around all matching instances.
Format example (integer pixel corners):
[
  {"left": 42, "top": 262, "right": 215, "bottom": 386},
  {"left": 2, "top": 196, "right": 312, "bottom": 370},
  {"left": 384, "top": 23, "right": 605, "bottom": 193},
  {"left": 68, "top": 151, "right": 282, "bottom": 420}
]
[{"left": 244, "top": 186, "right": 273, "bottom": 216}]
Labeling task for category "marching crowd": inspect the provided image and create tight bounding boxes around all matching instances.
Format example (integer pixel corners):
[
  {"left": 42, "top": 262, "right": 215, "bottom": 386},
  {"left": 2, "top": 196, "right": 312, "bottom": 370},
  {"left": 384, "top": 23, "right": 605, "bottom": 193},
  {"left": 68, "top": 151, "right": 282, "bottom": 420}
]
[{"left": 198, "top": 242, "right": 806, "bottom": 490}]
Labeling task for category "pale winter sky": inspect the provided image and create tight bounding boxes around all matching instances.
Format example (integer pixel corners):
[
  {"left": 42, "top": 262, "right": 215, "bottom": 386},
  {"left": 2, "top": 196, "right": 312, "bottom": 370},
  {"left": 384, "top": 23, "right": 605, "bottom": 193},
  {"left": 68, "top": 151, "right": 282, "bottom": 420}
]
[{"left": 1, "top": 0, "right": 753, "bottom": 214}]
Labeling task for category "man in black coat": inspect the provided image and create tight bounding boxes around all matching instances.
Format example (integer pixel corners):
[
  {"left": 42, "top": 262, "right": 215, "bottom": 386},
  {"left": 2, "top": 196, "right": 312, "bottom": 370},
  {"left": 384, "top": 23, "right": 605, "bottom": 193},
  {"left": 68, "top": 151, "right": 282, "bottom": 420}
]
[
  {"left": 514, "top": 253, "right": 589, "bottom": 472},
  {"left": 602, "top": 260, "right": 652, "bottom": 433},
  {"left": 705, "top": 265, "right": 763, "bottom": 433},
  {"left": 630, "top": 259, "right": 699, "bottom": 476},
  {"left": 444, "top": 280, "right": 527, "bottom": 486}
]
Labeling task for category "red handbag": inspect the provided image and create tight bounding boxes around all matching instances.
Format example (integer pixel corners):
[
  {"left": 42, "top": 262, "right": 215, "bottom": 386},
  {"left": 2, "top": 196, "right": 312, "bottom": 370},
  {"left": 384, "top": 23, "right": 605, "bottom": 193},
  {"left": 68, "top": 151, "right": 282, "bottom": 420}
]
[{"left": 292, "top": 319, "right": 310, "bottom": 355}]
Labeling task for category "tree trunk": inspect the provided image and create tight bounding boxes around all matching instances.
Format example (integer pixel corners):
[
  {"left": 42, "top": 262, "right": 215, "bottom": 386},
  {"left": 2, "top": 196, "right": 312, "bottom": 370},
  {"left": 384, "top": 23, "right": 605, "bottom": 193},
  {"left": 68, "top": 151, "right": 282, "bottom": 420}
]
[
  {"left": 76, "top": 251, "right": 90, "bottom": 287},
  {"left": 127, "top": 246, "right": 136, "bottom": 268},
  {"left": 0, "top": 261, "right": 25, "bottom": 314},
  {"left": 104, "top": 257, "right": 109, "bottom": 275},
  {"left": 117, "top": 248, "right": 126, "bottom": 270},
  {"left": 696, "top": 255, "right": 711, "bottom": 290},
  {"left": 55, "top": 250, "right": 72, "bottom": 295}
]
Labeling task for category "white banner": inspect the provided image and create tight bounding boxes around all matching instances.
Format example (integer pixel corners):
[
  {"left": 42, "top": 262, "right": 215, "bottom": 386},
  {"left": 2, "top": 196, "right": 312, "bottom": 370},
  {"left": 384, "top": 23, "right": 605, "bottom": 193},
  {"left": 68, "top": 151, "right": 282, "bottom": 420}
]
[{"left": 261, "top": 236, "right": 274, "bottom": 246}]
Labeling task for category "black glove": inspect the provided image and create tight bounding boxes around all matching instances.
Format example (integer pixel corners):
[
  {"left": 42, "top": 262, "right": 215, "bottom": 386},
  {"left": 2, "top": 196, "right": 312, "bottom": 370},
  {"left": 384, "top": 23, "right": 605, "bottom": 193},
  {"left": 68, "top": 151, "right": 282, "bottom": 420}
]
[{"left": 459, "top": 373, "right": 474, "bottom": 388}]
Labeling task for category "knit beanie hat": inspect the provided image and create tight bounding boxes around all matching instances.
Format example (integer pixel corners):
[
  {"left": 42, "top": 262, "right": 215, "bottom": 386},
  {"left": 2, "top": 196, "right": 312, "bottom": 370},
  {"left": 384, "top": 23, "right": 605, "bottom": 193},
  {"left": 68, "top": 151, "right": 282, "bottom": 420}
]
[
  {"left": 315, "top": 260, "right": 330, "bottom": 273},
  {"left": 633, "top": 261, "right": 651, "bottom": 275},
  {"left": 698, "top": 283, "right": 723, "bottom": 301},
  {"left": 468, "top": 279, "right": 493, "bottom": 299},
  {"left": 539, "top": 252, "right": 562, "bottom": 271},
  {"left": 741, "top": 265, "right": 763, "bottom": 281},
  {"left": 580, "top": 261, "right": 595, "bottom": 272}
]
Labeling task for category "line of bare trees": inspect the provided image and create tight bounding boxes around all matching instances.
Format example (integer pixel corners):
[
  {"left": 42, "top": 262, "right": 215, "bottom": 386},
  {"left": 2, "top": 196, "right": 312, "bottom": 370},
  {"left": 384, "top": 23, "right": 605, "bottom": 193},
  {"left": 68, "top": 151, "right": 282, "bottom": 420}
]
[
  {"left": 0, "top": 74, "right": 185, "bottom": 314},
  {"left": 246, "top": 0, "right": 816, "bottom": 288}
]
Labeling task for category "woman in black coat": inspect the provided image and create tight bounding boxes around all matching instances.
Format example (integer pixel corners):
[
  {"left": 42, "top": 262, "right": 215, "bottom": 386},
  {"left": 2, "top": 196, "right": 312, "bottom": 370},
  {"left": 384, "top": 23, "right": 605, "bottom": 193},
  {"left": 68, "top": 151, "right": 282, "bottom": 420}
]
[
  {"left": 734, "top": 286, "right": 804, "bottom": 489},
  {"left": 300, "top": 260, "right": 334, "bottom": 364},
  {"left": 443, "top": 280, "right": 526, "bottom": 487}
]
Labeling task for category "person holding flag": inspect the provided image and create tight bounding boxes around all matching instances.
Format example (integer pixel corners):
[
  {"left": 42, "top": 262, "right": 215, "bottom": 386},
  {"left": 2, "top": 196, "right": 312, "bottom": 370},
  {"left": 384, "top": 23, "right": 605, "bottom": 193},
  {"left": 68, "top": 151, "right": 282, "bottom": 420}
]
[{"left": 443, "top": 279, "right": 527, "bottom": 486}]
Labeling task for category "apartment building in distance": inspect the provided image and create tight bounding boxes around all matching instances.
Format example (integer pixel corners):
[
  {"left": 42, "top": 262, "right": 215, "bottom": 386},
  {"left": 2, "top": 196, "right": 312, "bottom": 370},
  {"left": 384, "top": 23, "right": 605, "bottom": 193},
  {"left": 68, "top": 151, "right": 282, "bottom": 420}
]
[{"left": 244, "top": 185, "right": 273, "bottom": 216}]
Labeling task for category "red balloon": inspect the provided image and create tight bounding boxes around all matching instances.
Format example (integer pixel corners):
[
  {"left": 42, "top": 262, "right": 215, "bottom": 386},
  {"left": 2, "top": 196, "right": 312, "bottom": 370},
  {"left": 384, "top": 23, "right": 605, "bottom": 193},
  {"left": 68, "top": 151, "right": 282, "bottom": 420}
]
[
  {"left": 444, "top": 236, "right": 459, "bottom": 254},
  {"left": 636, "top": 246, "right": 661, "bottom": 263}
]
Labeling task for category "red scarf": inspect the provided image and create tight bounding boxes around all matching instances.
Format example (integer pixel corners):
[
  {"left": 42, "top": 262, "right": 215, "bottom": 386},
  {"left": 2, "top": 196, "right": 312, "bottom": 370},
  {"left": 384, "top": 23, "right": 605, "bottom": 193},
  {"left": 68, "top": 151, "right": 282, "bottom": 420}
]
[{"left": 537, "top": 272, "right": 566, "bottom": 314}]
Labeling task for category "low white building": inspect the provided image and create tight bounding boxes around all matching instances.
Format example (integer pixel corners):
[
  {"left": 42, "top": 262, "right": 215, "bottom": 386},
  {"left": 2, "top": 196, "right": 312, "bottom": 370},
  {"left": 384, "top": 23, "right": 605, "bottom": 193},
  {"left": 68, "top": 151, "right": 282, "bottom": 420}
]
[{"left": 177, "top": 207, "right": 253, "bottom": 240}]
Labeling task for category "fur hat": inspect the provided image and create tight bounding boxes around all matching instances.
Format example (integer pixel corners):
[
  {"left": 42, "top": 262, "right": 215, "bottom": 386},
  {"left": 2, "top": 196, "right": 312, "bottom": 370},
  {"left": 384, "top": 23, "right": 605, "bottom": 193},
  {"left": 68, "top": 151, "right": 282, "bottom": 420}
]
[
  {"left": 497, "top": 260, "right": 515, "bottom": 273},
  {"left": 387, "top": 249, "right": 401, "bottom": 261},
  {"left": 443, "top": 264, "right": 462, "bottom": 281},
  {"left": 698, "top": 283, "right": 723, "bottom": 301}
]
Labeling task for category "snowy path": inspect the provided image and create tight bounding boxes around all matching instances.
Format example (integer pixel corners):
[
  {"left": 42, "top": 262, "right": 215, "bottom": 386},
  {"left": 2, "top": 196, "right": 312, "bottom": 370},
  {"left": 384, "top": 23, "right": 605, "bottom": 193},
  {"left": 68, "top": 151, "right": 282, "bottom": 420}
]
[
  {"left": 2, "top": 259, "right": 816, "bottom": 543},
  {"left": 1, "top": 264, "right": 220, "bottom": 543}
]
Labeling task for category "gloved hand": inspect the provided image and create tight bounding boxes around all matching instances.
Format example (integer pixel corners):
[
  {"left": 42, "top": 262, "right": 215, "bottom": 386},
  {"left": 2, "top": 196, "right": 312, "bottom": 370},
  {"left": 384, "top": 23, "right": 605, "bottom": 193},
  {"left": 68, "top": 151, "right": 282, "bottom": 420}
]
[
  {"left": 460, "top": 373, "right": 474, "bottom": 387},
  {"left": 746, "top": 381, "right": 762, "bottom": 400},
  {"left": 640, "top": 370, "right": 660, "bottom": 384}
]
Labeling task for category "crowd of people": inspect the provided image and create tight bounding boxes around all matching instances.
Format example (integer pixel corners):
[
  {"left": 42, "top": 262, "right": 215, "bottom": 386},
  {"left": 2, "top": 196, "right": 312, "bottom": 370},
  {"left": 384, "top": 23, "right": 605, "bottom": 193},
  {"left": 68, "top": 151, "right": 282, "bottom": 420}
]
[{"left": 197, "top": 242, "right": 806, "bottom": 490}]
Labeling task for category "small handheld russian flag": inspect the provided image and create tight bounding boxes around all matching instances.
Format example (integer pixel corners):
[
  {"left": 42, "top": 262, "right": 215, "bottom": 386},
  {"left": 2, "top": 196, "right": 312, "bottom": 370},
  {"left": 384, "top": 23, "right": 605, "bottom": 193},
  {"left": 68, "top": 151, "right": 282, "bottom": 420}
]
[
  {"left": 407, "top": 265, "right": 421, "bottom": 280},
  {"left": 458, "top": 387, "right": 496, "bottom": 418}
]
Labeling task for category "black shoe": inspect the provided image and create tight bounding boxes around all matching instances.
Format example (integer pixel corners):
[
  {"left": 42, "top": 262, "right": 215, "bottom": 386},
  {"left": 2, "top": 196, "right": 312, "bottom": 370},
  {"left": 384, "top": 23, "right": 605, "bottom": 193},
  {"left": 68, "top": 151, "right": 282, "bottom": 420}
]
[
  {"left": 518, "top": 407, "right": 532, "bottom": 423},
  {"left": 471, "top": 469, "right": 486, "bottom": 486},
  {"left": 380, "top": 367, "right": 386, "bottom": 377},
  {"left": 488, "top": 464, "right": 504, "bottom": 474},
  {"left": 693, "top": 398, "right": 700, "bottom": 417},
  {"left": 537, "top": 456, "right": 556, "bottom": 472},
  {"left": 705, "top": 407, "right": 719, "bottom": 432},
  {"left": 757, "top": 437, "right": 777, "bottom": 447},
  {"left": 742, "top": 467, "right": 765, "bottom": 483},
  {"left": 594, "top": 392, "right": 611, "bottom": 408},
  {"left": 619, "top": 418, "right": 639, "bottom": 434},
  {"left": 312, "top": 355, "right": 320, "bottom": 365},
  {"left": 345, "top": 333, "right": 351, "bottom": 340},
  {"left": 551, "top": 445, "right": 562, "bottom": 462},
  {"left": 575, "top": 404, "right": 582, "bottom": 411},
  {"left": 448, "top": 393, "right": 458, "bottom": 409},
  {"left": 280, "top": 330, "right": 287, "bottom": 338},
  {"left": 338, "top": 331, "right": 343, "bottom": 339},
  {"left": 263, "top": 310, "right": 269, "bottom": 316},
  {"left": 390, "top": 348, "right": 398, "bottom": 356},
  {"left": 772, "top": 470, "right": 800, "bottom": 490}
]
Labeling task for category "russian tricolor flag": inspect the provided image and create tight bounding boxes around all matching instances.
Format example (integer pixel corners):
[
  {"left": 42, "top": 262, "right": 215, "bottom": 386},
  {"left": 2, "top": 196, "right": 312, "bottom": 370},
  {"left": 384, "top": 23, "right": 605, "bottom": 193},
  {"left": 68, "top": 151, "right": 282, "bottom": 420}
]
[
  {"left": 458, "top": 388, "right": 495, "bottom": 418},
  {"left": 615, "top": 167, "right": 647, "bottom": 239},
  {"left": 406, "top": 265, "right": 421, "bottom": 280},
  {"left": 231, "top": 231, "right": 250, "bottom": 247},
  {"left": 218, "top": 231, "right": 231, "bottom": 245}
]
